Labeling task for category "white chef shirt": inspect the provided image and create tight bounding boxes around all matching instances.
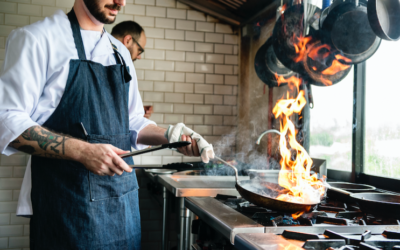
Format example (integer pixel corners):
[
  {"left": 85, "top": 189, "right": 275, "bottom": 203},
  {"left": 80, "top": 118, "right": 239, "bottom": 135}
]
[{"left": 0, "top": 10, "right": 156, "bottom": 216}]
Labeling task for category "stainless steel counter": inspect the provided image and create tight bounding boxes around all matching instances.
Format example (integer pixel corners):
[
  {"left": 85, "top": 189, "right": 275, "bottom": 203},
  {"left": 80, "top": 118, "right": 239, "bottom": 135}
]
[
  {"left": 235, "top": 233, "right": 305, "bottom": 250},
  {"left": 158, "top": 175, "right": 249, "bottom": 197},
  {"left": 157, "top": 174, "right": 250, "bottom": 250},
  {"left": 185, "top": 197, "right": 264, "bottom": 244}
]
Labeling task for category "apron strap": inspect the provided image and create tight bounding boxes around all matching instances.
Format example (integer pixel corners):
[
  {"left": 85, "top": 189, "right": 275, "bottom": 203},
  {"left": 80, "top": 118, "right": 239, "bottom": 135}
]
[
  {"left": 108, "top": 37, "right": 132, "bottom": 83},
  {"left": 67, "top": 9, "right": 87, "bottom": 60},
  {"left": 115, "top": 49, "right": 132, "bottom": 83},
  {"left": 66, "top": 10, "right": 131, "bottom": 83}
]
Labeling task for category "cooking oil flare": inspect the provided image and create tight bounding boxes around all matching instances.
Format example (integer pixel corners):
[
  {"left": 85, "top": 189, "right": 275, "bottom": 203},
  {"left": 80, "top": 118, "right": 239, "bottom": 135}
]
[
  {"left": 273, "top": 76, "right": 327, "bottom": 218},
  {"left": 269, "top": 34, "right": 351, "bottom": 218}
]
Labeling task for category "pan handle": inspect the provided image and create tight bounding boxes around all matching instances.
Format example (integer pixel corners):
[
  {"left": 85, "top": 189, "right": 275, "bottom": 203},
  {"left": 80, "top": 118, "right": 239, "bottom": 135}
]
[
  {"left": 214, "top": 156, "right": 239, "bottom": 184},
  {"left": 328, "top": 186, "right": 352, "bottom": 196},
  {"left": 255, "top": 130, "right": 282, "bottom": 145},
  {"left": 120, "top": 141, "right": 191, "bottom": 158}
]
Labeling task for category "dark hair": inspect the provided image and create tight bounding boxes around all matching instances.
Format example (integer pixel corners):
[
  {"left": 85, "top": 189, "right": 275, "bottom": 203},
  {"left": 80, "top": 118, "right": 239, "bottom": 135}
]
[{"left": 111, "top": 21, "right": 144, "bottom": 41}]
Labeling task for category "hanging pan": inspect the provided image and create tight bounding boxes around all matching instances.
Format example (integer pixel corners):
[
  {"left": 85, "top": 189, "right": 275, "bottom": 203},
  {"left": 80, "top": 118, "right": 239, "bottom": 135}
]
[
  {"left": 272, "top": 4, "right": 322, "bottom": 74},
  {"left": 254, "top": 37, "right": 295, "bottom": 88},
  {"left": 302, "top": 40, "right": 352, "bottom": 86},
  {"left": 367, "top": 0, "right": 400, "bottom": 41},
  {"left": 321, "top": 0, "right": 381, "bottom": 64}
]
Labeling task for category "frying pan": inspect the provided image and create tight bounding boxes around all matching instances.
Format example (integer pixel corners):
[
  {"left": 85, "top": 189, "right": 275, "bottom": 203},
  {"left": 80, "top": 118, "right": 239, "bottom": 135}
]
[
  {"left": 216, "top": 156, "right": 319, "bottom": 213},
  {"left": 328, "top": 182, "right": 376, "bottom": 193},
  {"left": 302, "top": 40, "right": 353, "bottom": 86},
  {"left": 272, "top": 4, "right": 349, "bottom": 86},
  {"left": 254, "top": 37, "right": 295, "bottom": 88},
  {"left": 273, "top": 4, "right": 322, "bottom": 74},
  {"left": 327, "top": 182, "right": 376, "bottom": 201},
  {"left": 329, "top": 187, "right": 400, "bottom": 217},
  {"left": 321, "top": 0, "right": 381, "bottom": 64},
  {"left": 367, "top": 0, "right": 400, "bottom": 41}
]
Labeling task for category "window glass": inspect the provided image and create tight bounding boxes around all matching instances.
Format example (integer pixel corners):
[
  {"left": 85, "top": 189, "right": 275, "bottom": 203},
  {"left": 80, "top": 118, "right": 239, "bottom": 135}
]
[
  {"left": 365, "top": 40, "right": 400, "bottom": 178},
  {"left": 309, "top": 68, "right": 354, "bottom": 171}
]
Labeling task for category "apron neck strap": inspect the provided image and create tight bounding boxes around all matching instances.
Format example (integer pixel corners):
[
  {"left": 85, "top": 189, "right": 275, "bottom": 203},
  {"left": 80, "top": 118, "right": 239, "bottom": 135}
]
[
  {"left": 67, "top": 8, "right": 87, "bottom": 60},
  {"left": 107, "top": 35, "right": 132, "bottom": 83}
]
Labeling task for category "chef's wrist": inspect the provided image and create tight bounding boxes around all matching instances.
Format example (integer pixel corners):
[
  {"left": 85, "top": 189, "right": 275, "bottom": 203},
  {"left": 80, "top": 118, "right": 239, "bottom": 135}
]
[{"left": 69, "top": 139, "right": 92, "bottom": 163}]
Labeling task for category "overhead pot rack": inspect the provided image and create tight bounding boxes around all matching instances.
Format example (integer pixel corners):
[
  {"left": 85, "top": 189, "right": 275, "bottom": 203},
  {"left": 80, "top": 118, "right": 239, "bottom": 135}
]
[
  {"left": 253, "top": 0, "right": 400, "bottom": 87},
  {"left": 271, "top": 3, "right": 353, "bottom": 86}
]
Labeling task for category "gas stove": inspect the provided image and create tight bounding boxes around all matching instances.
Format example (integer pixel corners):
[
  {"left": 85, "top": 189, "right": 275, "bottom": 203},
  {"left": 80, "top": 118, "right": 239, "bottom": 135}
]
[
  {"left": 186, "top": 192, "right": 400, "bottom": 250},
  {"left": 218, "top": 194, "right": 400, "bottom": 228}
]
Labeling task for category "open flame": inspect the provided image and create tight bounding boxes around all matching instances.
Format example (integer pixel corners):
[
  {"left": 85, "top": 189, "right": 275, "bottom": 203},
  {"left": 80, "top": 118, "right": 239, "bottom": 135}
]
[
  {"left": 293, "top": 35, "right": 313, "bottom": 63},
  {"left": 263, "top": 9, "right": 353, "bottom": 219},
  {"left": 275, "top": 73, "right": 302, "bottom": 90},
  {"left": 272, "top": 75, "right": 326, "bottom": 219}
]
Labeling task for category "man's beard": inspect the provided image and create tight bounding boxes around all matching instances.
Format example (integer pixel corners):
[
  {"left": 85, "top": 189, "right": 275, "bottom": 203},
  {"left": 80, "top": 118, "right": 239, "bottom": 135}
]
[{"left": 83, "top": 0, "right": 121, "bottom": 24}]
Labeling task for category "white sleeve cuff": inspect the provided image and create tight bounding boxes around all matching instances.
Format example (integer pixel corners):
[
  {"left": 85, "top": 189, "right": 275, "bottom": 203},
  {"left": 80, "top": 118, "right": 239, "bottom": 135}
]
[
  {"left": 0, "top": 112, "right": 39, "bottom": 156},
  {"left": 130, "top": 118, "right": 156, "bottom": 150}
]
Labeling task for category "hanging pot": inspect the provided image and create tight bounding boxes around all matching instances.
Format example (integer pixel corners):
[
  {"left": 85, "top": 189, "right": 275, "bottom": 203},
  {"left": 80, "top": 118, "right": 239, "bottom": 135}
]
[
  {"left": 254, "top": 37, "right": 295, "bottom": 88},
  {"left": 367, "top": 0, "right": 400, "bottom": 41},
  {"left": 321, "top": 0, "right": 381, "bottom": 64},
  {"left": 272, "top": 4, "right": 322, "bottom": 74},
  {"left": 302, "top": 41, "right": 352, "bottom": 86}
]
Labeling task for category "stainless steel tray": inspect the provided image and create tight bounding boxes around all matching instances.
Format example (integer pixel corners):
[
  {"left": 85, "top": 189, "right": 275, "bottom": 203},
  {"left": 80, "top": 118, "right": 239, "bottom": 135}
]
[
  {"left": 157, "top": 175, "right": 249, "bottom": 197},
  {"left": 145, "top": 169, "right": 177, "bottom": 175}
]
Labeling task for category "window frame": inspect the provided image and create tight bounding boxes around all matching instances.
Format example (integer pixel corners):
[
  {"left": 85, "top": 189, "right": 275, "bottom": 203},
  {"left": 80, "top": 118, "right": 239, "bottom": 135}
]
[{"left": 326, "top": 62, "right": 400, "bottom": 192}]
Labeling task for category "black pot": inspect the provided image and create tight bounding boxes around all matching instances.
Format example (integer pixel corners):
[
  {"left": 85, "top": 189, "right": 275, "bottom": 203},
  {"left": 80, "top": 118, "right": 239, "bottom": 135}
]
[
  {"left": 367, "top": 0, "right": 400, "bottom": 41},
  {"left": 254, "top": 37, "right": 295, "bottom": 88},
  {"left": 321, "top": 1, "right": 381, "bottom": 64},
  {"left": 272, "top": 4, "right": 321, "bottom": 74},
  {"left": 302, "top": 41, "right": 353, "bottom": 86}
]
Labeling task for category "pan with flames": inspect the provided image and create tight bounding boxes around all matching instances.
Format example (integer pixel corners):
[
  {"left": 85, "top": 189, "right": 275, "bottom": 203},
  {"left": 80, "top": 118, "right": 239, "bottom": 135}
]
[
  {"left": 220, "top": 73, "right": 329, "bottom": 217},
  {"left": 219, "top": 5, "right": 354, "bottom": 217}
]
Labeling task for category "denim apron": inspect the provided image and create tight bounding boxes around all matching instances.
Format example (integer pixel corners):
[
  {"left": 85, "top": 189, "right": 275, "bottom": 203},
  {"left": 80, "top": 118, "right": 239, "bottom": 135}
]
[{"left": 30, "top": 9, "right": 141, "bottom": 250}]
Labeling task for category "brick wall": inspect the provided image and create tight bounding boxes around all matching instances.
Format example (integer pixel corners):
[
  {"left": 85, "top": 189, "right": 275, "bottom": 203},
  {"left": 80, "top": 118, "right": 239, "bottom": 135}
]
[{"left": 0, "top": 0, "right": 239, "bottom": 249}]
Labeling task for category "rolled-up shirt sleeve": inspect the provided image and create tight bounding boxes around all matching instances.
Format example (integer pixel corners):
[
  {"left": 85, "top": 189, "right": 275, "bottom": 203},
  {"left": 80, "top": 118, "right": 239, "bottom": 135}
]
[
  {"left": 0, "top": 29, "right": 45, "bottom": 156},
  {"left": 126, "top": 58, "right": 156, "bottom": 150}
]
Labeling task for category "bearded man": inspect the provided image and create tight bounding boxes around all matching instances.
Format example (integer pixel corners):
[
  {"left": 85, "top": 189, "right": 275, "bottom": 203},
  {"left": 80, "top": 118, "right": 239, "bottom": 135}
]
[{"left": 0, "top": 0, "right": 214, "bottom": 249}]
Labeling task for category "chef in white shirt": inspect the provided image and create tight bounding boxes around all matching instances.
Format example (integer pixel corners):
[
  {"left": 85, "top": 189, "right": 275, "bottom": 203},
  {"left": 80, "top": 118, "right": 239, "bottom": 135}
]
[
  {"left": 0, "top": 0, "right": 214, "bottom": 249},
  {"left": 111, "top": 20, "right": 154, "bottom": 119}
]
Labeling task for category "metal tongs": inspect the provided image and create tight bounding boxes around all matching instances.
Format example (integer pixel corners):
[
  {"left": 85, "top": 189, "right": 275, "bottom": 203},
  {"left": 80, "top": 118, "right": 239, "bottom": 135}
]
[
  {"left": 119, "top": 141, "right": 191, "bottom": 158},
  {"left": 120, "top": 141, "right": 195, "bottom": 170}
]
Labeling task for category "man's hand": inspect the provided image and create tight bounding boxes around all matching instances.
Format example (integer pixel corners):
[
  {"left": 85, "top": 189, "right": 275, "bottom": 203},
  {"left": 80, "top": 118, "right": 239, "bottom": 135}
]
[
  {"left": 79, "top": 144, "right": 133, "bottom": 176},
  {"left": 143, "top": 105, "right": 153, "bottom": 119},
  {"left": 165, "top": 123, "right": 214, "bottom": 163},
  {"left": 9, "top": 125, "right": 133, "bottom": 177},
  {"left": 177, "top": 135, "right": 200, "bottom": 157}
]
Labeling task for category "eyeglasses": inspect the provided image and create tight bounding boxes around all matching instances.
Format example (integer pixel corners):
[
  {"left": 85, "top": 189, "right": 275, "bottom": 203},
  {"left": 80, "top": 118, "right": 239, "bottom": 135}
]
[{"left": 131, "top": 36, "right": 145, "bottom": 56}]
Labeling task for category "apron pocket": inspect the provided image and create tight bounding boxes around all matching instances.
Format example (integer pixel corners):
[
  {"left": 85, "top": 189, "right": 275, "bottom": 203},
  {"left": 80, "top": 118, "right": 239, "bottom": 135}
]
[{"left": 87, "top": 133, "right": 139, "bottom": 201}]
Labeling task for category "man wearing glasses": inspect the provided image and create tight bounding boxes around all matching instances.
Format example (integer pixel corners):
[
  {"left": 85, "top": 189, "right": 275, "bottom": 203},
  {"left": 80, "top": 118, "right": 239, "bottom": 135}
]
[
  {"left": 111, "top": 21, "right": 153, "bottom": 118},
  {"left": 112, "top": 21, "right": 146, "bottom": 62}
]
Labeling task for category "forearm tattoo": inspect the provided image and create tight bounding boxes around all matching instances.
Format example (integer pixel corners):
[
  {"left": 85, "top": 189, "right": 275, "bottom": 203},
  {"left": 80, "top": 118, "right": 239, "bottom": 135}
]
[{"left": 10, "top": 126, "right": 70, "bottom": 157}]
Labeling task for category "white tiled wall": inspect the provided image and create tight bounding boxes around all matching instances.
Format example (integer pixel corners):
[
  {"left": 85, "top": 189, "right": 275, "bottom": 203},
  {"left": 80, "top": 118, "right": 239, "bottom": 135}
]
[{"left": 0, "top": 0, "right": 239, "bottom": 249}]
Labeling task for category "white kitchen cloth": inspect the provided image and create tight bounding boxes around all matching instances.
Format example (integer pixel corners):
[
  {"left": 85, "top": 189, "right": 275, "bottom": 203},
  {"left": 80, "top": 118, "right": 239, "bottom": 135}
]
[{"left": 165, "top": 123, "right": 215, "bottom": 163}]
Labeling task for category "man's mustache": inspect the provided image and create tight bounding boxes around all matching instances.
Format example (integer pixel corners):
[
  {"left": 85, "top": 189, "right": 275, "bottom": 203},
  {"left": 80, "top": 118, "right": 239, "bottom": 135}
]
[{"left": 105, "top": 4, "right": 121, "bottom": 11}]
